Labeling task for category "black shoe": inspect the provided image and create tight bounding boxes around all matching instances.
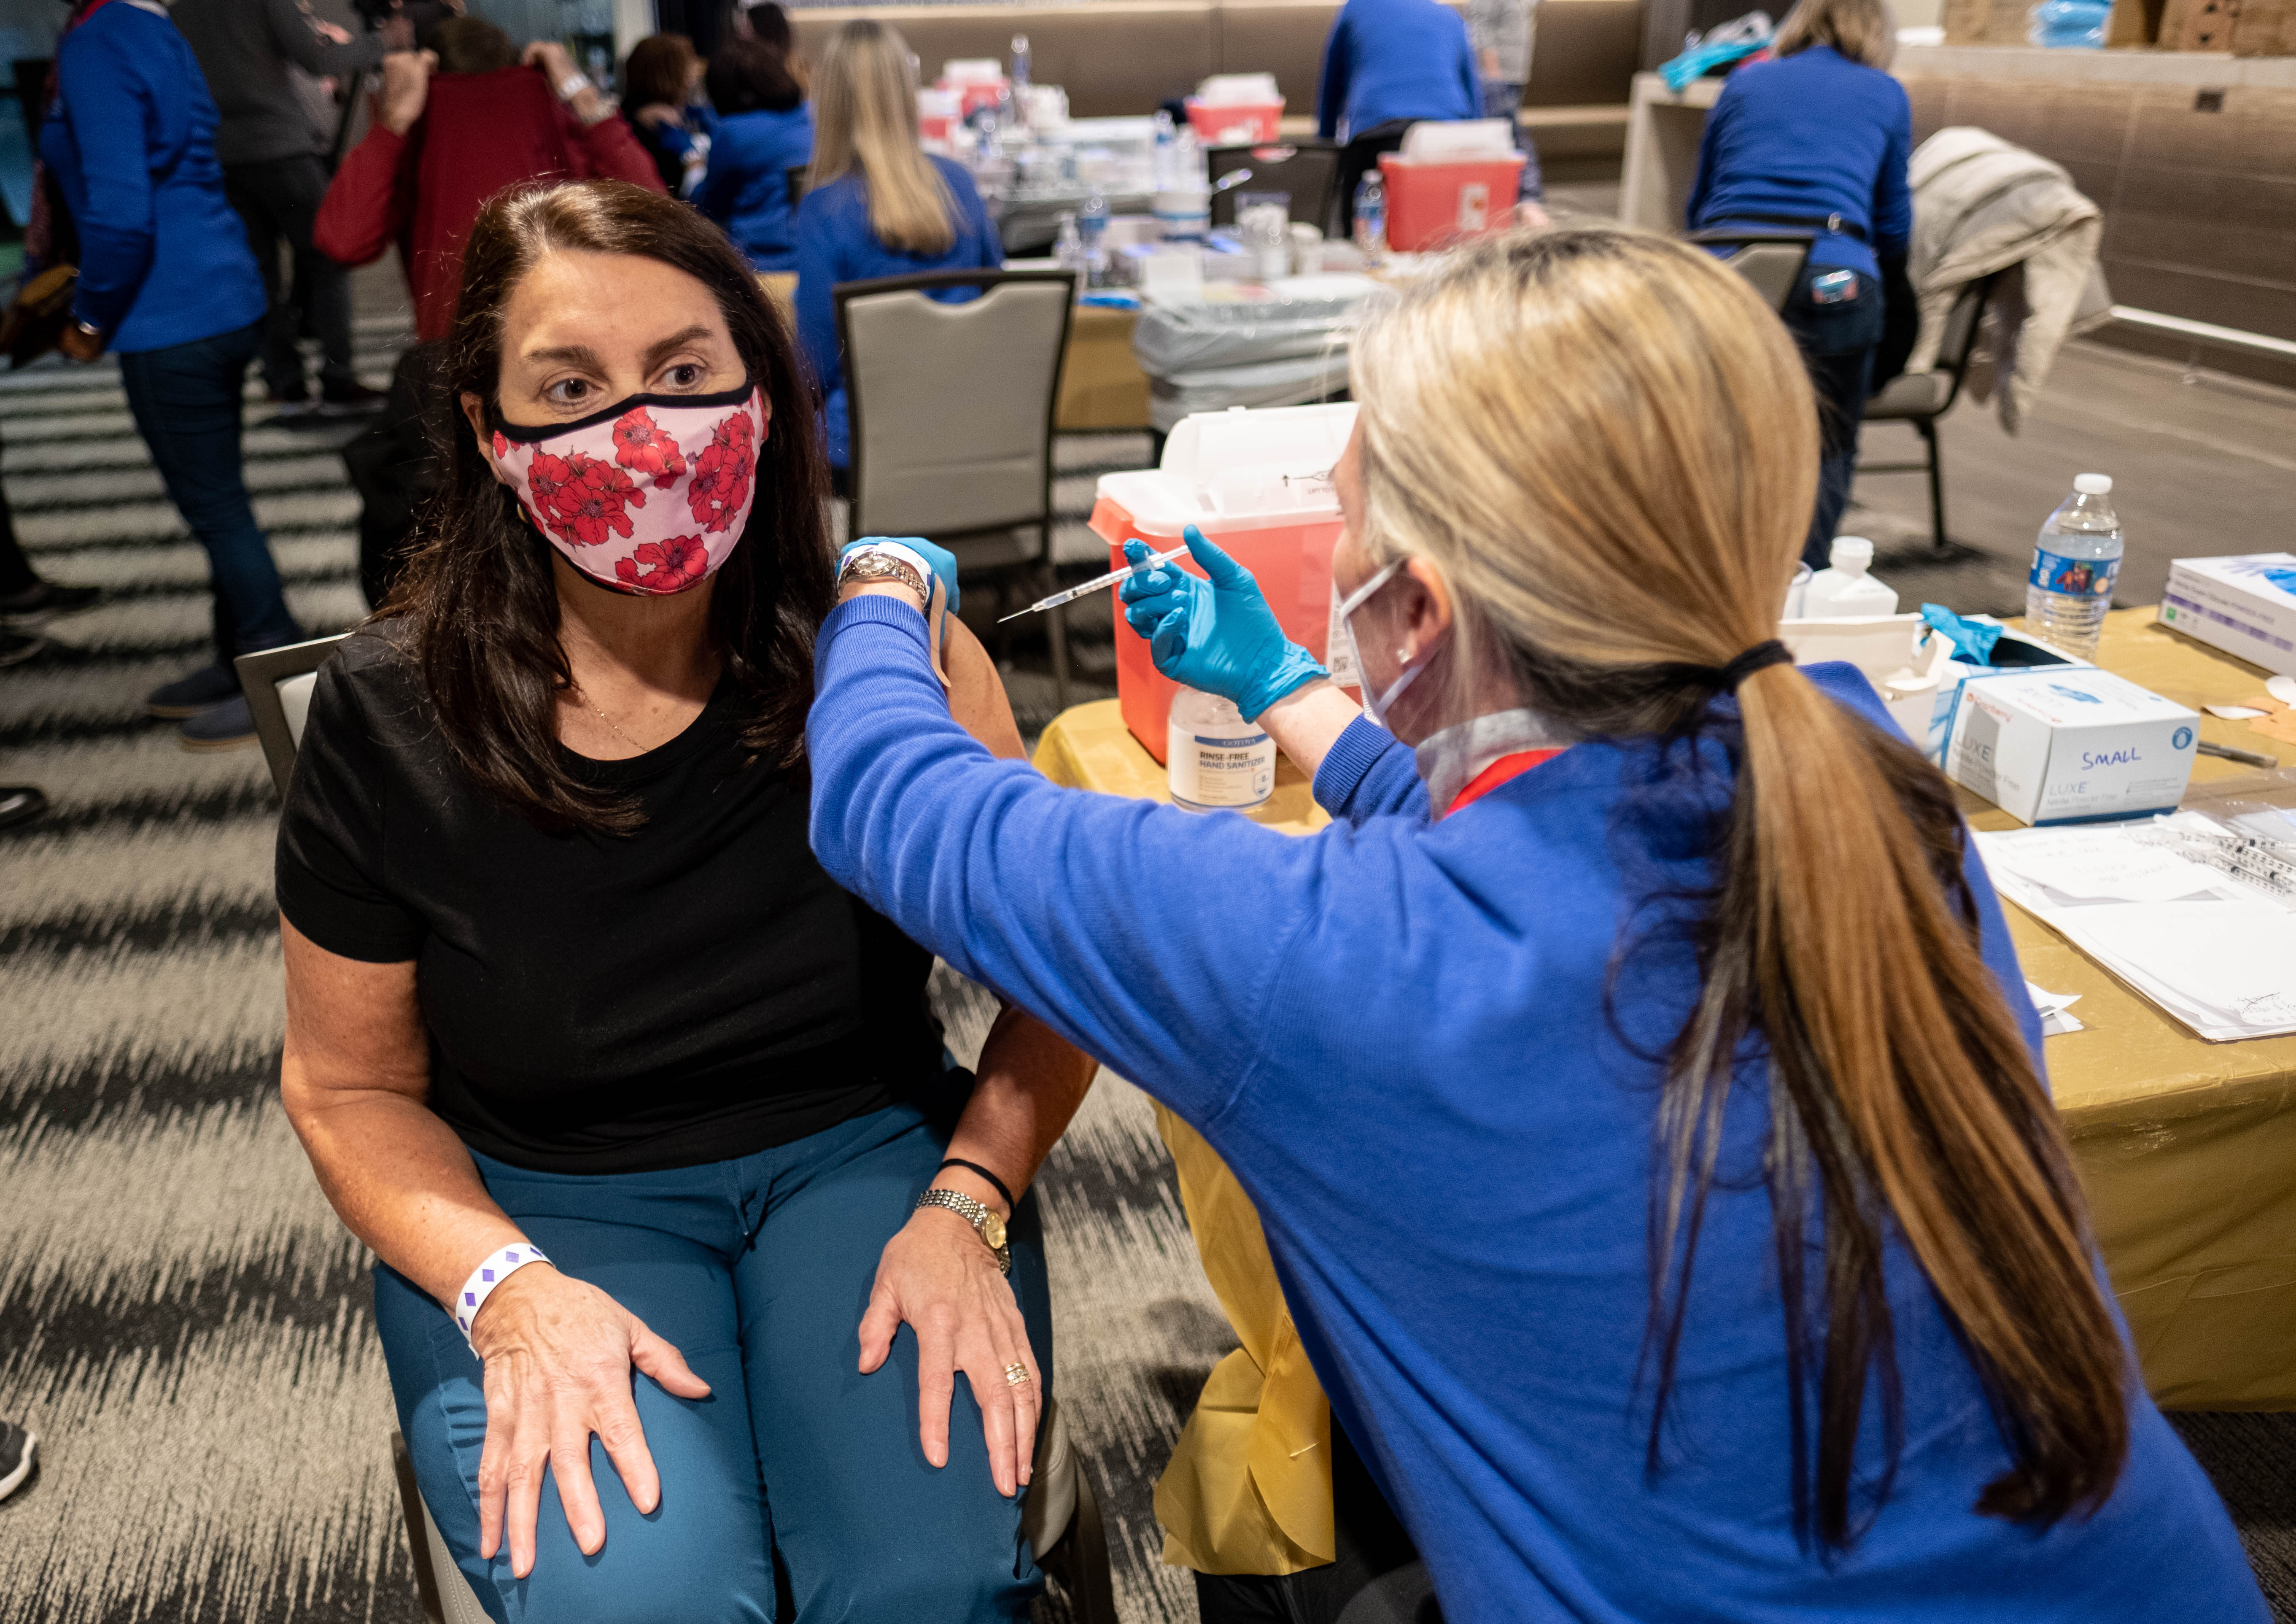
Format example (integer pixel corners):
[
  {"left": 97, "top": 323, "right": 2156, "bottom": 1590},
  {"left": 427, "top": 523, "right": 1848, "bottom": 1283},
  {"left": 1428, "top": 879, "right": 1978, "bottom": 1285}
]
[
  {"left": 315, "top": 380, "right": 389, "bottom": 418},
  {"left": 0, "top": 1419, "right": 35, "bottom": 1502},
  {"left": 0, "top": 786, "right": 46, "bottom": 831},
  {"left": 0, "top": 578, "right": 102, "bottom": 626},
  {"left": 1, "top": 629, "right": 49, "bottom": 669},
  {"left": 146, "top": 662, "right": 241, "bottom": 718},
  {"left": 181, "top": 693, "right": 258, "bottom": 752}
]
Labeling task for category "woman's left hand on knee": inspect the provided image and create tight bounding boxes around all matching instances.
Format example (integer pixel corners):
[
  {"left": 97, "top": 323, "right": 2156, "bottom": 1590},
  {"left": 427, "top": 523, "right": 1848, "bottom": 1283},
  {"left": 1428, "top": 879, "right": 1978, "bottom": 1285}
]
[{"left": 858, "top": 1208, "right": 1040, "bottom": 1499}]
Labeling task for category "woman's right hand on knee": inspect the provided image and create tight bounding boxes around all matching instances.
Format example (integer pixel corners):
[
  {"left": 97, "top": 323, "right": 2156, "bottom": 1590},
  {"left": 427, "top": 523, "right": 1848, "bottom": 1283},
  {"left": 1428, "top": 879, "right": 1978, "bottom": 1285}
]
[{"left": 467, "top": 1265, "right": 712, "bottom": 1577}]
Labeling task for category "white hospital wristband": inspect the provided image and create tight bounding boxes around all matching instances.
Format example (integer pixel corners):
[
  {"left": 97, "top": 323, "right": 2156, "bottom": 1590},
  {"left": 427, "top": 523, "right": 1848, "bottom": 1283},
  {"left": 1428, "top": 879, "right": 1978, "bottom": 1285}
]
[{"left": 451, "top": 1242, "right": 552, "bottom": 1346}]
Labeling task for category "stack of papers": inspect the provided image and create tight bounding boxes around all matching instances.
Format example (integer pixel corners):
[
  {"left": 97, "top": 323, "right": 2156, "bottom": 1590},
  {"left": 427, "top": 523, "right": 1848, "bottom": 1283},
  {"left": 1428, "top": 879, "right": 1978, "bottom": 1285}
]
[{"left": 1976, "top": 823, "right": 2296, "bottom": 1042}]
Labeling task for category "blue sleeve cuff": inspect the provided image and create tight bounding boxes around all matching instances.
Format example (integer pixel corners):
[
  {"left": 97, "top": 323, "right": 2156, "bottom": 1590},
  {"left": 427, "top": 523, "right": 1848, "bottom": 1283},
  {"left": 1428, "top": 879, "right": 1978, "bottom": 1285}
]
[
  {"left": 1312, "top": 714, "right": 1404, "bottom": 815},
  {"left": 816, "top": 591, "right": 930, "bottom": 675}
]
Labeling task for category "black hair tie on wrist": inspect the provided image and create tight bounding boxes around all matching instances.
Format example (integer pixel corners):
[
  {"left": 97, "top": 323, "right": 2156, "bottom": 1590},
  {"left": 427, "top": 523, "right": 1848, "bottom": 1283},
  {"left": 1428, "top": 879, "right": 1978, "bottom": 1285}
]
[{"left": 937, "top": 1157, "right": 1015, "bottom": 1209}]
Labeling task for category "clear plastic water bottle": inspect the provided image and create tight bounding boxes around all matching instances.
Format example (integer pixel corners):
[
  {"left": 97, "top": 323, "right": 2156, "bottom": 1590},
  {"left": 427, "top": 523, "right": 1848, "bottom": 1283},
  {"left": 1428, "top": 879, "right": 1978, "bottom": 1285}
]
[
  {"left": 1052, "top": 210, "right": 1085, "bottom": 275},
  {"left": 1353, "top": 171, "right": 1386, "bottom": 259},
  {"left": 2025, "top": 473, "right": 2123, "bottom": 660},
  {"left": 1078, "top": 185, "right": 1109, "bottom": 288},
  {"left": 1151, "top": 108, "right": 1177, "bottom": 190},
  {"left": 2028, "top": 0, "right": 2110, "bottom": 46},
  {"left": 1009, "top": 32, "right": 1031, "bottom": 89}
]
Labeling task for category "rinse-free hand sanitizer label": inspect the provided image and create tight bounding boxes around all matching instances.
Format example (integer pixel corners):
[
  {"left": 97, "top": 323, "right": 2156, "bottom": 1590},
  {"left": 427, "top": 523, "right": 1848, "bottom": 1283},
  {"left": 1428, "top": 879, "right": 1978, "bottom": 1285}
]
[{"left": 1169, "top": 716, "right": 1275, "bottom": 812}]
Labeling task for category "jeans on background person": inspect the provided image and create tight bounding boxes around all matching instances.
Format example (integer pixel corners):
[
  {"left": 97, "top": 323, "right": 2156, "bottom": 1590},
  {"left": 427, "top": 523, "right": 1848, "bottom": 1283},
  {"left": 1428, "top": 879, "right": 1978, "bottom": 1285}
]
[
  {"left": 375, "top": 1079, "right": 1051, "bottom": 1624},
  {"left": 1479, "top": 80, "right": 1544, "bottom": 202},
  {"left": 118, "top": 320, "right": 301, "bottom": 667},
  {"left": 224, "top": 152, "right": 357, "bottom": 403},
  {"left": 1779, "top": 264, "right": 1886, "bottom": 569}
]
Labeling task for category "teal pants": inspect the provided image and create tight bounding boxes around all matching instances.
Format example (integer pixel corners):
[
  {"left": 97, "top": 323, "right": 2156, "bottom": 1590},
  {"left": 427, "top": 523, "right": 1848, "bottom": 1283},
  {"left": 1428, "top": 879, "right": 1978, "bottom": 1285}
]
[{"left": 374, "top": 1082, "right": 1051, "bottom": 1623}]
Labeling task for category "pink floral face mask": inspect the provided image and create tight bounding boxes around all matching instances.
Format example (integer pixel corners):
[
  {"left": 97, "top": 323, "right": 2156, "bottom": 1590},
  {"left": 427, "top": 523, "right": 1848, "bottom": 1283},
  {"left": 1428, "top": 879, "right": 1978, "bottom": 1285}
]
[{"left": 485, "top": 383, "right": 766, "bottom": 595}]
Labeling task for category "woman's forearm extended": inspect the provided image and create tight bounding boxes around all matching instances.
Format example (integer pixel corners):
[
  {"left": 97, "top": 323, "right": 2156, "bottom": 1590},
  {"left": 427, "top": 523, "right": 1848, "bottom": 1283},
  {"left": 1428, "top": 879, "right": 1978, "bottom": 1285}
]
[
  {"left": 1258, "top": 677, "right": 1365, "bottom": 781},
  {"left": 936, "top": 1006, "right": 1098, "bottom": 1214},
  {"left": 279, "top": 917, "right": 526, "bottom": 1312}
]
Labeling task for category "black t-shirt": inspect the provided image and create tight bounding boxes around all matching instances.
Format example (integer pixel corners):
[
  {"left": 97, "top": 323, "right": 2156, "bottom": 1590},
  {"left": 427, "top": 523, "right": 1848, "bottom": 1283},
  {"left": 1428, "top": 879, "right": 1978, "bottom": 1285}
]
[{"left": 275, "top": 629, "right": 944, "bottom": 1174}]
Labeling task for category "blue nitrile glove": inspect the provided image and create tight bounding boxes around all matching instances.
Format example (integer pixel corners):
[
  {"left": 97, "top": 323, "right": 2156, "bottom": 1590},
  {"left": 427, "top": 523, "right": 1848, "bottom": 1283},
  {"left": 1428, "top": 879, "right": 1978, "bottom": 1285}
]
[
  {"left": 841, "top": 536, "right": 958, "bottom": 639},
  {"left": 1117, "top": 525, "right": 1326, "bottom": 720},
  {"left": 1921, "top": 602, "right": 2002, "bottom": 665}
]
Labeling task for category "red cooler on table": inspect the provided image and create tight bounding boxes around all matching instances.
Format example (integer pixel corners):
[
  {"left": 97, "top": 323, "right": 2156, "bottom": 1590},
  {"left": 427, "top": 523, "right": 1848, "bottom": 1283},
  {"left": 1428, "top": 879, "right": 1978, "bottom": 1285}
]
[
  {"left": 1378, "top": 152, "right": 1525, "bottom": 251},
  {"left": 1184, "top": 97, "right": 1285, "bottom": 146},
  {"left": 1087, "top": 403, "right": 1358, "bottom": 763}
]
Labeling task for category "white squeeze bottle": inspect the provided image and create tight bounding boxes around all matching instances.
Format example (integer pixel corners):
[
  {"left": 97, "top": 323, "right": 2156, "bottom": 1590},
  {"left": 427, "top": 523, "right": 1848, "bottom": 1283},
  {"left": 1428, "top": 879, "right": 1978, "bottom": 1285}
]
[
  {"left": 2024, "top": 473, "right": 2123, "bottom": 661},
  {"left": 1802, "top": 537, "right": 1899, "bottom": 617},
  {"left": 1168, "top": 687, "right": 1275, "bottom": 813}
]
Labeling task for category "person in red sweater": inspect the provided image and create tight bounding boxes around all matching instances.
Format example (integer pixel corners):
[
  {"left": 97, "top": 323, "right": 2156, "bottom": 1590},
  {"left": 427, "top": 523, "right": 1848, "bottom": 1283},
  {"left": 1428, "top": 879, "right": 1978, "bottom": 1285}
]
[{"left": 315, "top": 18, "right": 663, "bottom": 342}]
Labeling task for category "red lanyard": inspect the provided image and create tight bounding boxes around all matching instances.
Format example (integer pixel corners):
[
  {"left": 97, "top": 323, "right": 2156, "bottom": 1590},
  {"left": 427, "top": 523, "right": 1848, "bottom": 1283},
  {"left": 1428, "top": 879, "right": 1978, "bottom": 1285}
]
[
  {"left": 1444, "top": 748, "right": 1562, "bottom": 816},
  {"left": 66, "top": 0, "right": 124, "bottom": 33}
]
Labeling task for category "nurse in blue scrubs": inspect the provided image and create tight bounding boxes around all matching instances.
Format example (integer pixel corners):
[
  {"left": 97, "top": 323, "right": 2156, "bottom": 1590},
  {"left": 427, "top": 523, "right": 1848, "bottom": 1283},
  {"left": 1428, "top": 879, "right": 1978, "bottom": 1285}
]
[{"left": 806, "top": 226, "right": 2269, "bottom": 1623}]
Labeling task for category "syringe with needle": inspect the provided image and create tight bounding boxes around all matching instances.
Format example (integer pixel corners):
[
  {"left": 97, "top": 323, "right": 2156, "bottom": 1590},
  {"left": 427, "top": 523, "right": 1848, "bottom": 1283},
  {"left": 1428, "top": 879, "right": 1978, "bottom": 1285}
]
[{"left": 997, "top": 542, "right": 1191, "bottom": 623}]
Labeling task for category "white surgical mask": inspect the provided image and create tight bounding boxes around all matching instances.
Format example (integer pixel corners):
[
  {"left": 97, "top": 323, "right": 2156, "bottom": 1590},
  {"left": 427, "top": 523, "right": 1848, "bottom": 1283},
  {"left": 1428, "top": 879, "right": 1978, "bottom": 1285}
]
[{"left": 1337, "top": 558, "right": 1424, "bottom": 729}]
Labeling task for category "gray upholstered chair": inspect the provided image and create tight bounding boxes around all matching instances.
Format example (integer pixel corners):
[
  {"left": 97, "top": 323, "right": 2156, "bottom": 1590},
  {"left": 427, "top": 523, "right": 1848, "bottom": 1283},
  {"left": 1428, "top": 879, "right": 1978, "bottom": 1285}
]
[
  {"left": 834, "top": 267, "right": 1078, "bottom": 708},
  {"left": 1858, "top": 274, "right": 1998, "bottom": 552},
  {"left": 232, "top": 632, "right": 351, "bottom": 795},
  {"left": 1685, "top": 228, "right": 1814, "bottom": 315},
  {"left": 389, "top": 1392, "right": 1116, "bottom": 1624}
]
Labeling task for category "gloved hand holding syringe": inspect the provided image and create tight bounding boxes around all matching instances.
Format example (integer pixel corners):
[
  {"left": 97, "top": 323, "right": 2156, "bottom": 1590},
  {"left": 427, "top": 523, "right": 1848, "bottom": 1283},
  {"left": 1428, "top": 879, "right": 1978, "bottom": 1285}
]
[{"left": 996, "top": 542, "right": 1193, "bottom": 623}]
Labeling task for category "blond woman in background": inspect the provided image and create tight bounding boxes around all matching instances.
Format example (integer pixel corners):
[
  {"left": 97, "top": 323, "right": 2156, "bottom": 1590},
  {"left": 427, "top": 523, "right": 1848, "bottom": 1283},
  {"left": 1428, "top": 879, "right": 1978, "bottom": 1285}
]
[{"left": 790, "top": 19, "right": 1004, "bottom": 485}]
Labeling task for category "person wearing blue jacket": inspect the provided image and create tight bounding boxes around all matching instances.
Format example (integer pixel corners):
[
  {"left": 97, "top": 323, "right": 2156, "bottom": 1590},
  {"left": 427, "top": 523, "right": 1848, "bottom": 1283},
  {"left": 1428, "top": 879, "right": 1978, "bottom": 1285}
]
[
  {"left": 792, "top": 20, "right": 1002, "bottom": 478},
  {"left": 41, "top": 0, "right": 293, "bottom": 750},
  {"left": 694, "top": 35, "right": 812, "bottom": 271},
  {"left": 805, "top": 228, "right": 2268, "bottom": 1623},
  {"left": 1317, "top": 0, "right": 1482, "bottom": 234},
  {"left": 1689, "top": 0, "right": 1913, "bottom": 566}
]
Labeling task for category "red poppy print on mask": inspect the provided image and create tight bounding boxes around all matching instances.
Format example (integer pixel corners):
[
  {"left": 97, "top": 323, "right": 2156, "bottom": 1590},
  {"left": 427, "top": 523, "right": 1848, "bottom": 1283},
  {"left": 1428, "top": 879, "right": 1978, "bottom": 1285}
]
[
  {"left": 611, "top": 407, "right": 689, "bottom": 490},
  {"left": 687, "top": 410, "right": 757, "bottom": 532},
  {"left": 614, "top": 534, "right": 712, "bottom": 593},
  {"left": 528, "top": 449, "right": 645, "bottom": 547},
  {"left": 491, "top": 430, "right": 509, "bottom": 460}
]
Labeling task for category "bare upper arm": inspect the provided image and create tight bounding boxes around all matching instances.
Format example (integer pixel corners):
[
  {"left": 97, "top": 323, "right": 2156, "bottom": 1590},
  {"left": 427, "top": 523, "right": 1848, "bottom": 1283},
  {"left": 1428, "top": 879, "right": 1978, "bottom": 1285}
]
[
  {"left": 280, "top": 915, "right": 430, "bottom": 1112},
  {"left": 943, "top": 615, "right": 1027, "bottom": 761}
]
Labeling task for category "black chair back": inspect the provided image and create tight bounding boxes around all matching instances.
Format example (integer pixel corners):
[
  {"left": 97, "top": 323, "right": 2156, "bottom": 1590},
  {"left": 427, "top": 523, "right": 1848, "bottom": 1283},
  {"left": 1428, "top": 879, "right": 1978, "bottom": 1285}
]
[{"left": 1207, "top": 141, "right": 1342, "bottom": 236}]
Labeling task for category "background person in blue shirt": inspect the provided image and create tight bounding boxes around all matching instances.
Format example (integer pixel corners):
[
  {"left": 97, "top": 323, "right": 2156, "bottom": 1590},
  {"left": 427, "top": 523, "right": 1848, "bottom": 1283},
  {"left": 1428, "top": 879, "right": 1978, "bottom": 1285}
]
[
  {"left": 1317, "top": 0, "right": 1482, "bottom": 235},
  {"left": 792, "top": 20, "right": 1002, "bottom": 485},
  {"left": 695, "top": 34, "right": 812, "bottom": 271},
  {"left": 42, "top": 0, "right": 295, "bottom": 751},
  {"left": 806, "top": 227, "right": 2268, "bottom": 1622},
  {"left": 1689, "top": 0, "right": 1913, "bottom": 567}
]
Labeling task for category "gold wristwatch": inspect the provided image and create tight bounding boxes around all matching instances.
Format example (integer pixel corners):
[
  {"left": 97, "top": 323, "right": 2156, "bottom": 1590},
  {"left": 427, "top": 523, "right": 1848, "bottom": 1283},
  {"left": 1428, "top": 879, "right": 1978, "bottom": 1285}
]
[
  {"left": 915, "top": 1187, "right": 1011, "bottom": 1275},
  {"left": 836, "top": 549, "right": 927, "bottom": 602}
]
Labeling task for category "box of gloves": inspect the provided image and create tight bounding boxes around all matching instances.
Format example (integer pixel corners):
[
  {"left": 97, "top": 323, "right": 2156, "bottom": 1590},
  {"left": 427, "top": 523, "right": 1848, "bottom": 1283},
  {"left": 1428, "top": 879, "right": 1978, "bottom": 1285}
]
[
  {"left": 1944, "top": 666, "right": 2199, "bottom": 826},
  {"left": 2159, "top": 553, "right": 2296, "bottom": 677}
]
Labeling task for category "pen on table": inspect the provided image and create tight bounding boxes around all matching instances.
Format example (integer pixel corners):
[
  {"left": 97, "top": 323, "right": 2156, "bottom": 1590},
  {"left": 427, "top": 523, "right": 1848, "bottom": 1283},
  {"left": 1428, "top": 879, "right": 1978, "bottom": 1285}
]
[{"left": 2197, "top": 740, "right": 2280, "bottom": 769}]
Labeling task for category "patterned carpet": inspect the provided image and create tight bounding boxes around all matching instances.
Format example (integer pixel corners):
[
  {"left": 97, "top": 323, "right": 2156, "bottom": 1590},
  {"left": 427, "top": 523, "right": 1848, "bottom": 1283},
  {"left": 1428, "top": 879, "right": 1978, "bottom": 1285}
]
[{"left": 0, "top": 328, "right": 1223, "bottom": 1624}]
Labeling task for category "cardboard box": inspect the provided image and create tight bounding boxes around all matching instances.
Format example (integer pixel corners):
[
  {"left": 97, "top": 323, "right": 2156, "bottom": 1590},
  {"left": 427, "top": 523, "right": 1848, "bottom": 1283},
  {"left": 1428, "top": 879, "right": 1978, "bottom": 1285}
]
[
  {"left": 1946, "top": 667, "right": 2198, "bottom": 826},
  {"left": 2159, "top": 553, "right": 2296, "bottom": 675}
]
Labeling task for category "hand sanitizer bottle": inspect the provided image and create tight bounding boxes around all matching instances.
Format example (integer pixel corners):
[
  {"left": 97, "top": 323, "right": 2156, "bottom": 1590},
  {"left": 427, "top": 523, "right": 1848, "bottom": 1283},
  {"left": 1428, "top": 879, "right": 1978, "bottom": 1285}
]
[
  {"left": 1168, "top": 688, "right": 1275, "bottom": 812},
  {"left": 1802, "top": 537, "right": 1899, "bottom": 618}
]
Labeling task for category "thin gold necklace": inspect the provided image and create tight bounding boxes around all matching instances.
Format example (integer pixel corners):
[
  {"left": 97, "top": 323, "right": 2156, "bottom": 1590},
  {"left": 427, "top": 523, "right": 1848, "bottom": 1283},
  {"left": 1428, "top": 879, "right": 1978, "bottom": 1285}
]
[{"left": 571, "top": 683, "right": 644, "bottom": 751}]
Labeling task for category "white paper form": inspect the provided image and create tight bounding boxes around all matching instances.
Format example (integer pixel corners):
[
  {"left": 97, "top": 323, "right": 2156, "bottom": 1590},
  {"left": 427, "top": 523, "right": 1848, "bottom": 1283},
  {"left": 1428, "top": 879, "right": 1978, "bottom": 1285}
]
[
  {"left": 1979, "top": 824, "right": 2296, "bottom": 1041},
  {"left": 1980, "top": 826, "right": 2228, "bottom": 904}
]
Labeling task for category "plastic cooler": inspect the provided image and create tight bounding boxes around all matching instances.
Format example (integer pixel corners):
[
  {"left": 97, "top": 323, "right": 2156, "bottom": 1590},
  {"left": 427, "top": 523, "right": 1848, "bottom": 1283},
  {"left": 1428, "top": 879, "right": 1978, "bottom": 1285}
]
[
  {"left": 1087, "top": 402, "right": 1358, "bottom": 763},
  {"left": 1377, "top": 154, "right": 1525, "bottom": 251},
  {"left": 1185, "top": 98, "right": 1285, "bottom": 145}
]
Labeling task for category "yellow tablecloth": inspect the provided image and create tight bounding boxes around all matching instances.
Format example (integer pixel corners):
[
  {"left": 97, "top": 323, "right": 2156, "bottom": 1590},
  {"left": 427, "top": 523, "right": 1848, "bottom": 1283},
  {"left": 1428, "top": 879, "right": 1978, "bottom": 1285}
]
[{"left": 1032, "top": 608, "right": 2296, "bottom": 1573}]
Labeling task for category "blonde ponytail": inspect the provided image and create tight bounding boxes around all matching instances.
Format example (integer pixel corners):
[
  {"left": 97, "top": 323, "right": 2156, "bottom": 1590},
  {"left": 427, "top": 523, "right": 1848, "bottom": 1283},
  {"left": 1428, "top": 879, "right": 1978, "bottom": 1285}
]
[
  {"left": 1352, "top": 227, "right": 2126, "bottom": 1545},
  {"left": 808, "top": 21, "right": 957, "bottom": 257}
]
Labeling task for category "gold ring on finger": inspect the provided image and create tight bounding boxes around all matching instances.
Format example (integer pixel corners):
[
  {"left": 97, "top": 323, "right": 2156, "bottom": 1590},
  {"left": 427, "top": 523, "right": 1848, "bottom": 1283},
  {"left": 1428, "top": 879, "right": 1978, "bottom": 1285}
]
[{"left": 1004, "top": 1362, "right": 1031, "bottom": 1387}]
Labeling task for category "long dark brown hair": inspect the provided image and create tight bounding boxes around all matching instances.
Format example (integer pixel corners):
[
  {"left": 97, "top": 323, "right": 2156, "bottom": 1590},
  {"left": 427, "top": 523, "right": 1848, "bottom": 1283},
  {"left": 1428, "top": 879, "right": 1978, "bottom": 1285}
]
[
  {"left": 1351, "top": 229, "right": 2127, "bottom": 1551},
  {"left": 383, "top": 181, "right": 833, "bottom": 835}
]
